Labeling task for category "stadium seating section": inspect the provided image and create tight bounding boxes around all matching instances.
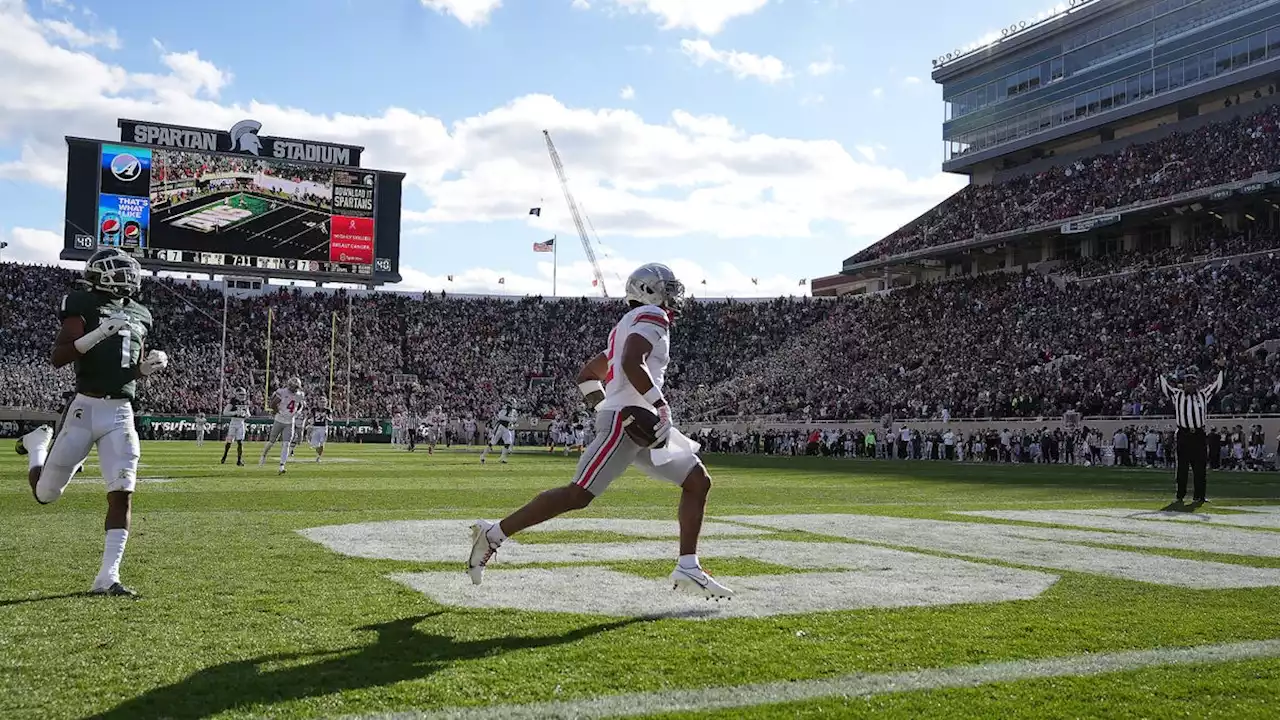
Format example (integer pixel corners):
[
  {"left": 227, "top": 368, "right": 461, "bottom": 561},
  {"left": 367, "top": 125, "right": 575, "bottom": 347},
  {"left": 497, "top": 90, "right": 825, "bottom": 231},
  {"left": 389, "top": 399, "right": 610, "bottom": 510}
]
[
  {"left": 850, "top": 102, "right": 1280, "bottom": 264},
  {"left": 3, "top": 249, "right": 1279, "bottom": 421}
]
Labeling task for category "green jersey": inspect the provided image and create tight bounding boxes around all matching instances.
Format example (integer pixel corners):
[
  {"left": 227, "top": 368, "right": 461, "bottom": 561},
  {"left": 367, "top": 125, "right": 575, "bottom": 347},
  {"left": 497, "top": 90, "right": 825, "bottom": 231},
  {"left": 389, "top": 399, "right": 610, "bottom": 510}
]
[{"left": 59, "top": 290, "right": 154, "bottom": 400}]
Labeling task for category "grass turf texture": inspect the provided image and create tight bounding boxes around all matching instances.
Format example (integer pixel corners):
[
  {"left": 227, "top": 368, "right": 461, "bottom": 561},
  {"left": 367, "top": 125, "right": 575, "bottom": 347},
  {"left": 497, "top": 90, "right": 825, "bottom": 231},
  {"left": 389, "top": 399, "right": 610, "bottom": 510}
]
[{"left": 1, "top": 444, "right": 1278, "bottom": 719}]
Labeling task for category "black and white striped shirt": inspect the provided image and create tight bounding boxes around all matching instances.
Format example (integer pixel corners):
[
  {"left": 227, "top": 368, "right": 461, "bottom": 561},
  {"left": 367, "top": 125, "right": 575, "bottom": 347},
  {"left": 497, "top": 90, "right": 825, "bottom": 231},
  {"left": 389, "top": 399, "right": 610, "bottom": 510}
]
[{"left": 1160, "top": 371, "right": 1224, "bottom": 430}]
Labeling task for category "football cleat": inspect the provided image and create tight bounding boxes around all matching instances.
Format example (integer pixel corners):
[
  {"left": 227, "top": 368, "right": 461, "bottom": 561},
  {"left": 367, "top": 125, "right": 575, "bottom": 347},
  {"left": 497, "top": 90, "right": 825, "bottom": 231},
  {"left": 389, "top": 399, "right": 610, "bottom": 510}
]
[
  {"left": 90, "top": 582, "right": 139, "bottom": 598},
  {"left": 15, "top": 426, "right": 53, "bottom": 456},
  {"left": 670, "top": 565, "right": 735, "bottom": 600},
  {"left": 467, "top": 520, "right": 503, "bottom": 585}
]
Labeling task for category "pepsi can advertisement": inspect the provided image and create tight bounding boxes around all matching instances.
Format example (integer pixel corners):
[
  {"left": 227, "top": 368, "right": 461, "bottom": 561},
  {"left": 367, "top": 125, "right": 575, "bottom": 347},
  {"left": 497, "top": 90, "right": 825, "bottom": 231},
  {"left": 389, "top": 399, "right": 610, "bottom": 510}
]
[{"left": 97, "top": 194, "right": 150, "bottom": 249}]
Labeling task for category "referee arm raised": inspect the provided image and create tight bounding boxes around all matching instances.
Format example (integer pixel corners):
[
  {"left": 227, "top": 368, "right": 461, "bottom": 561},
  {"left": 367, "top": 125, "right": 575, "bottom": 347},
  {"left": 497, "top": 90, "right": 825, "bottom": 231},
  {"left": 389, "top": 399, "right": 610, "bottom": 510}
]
[{"left": 1159, "top": 369, "right": 1224, "bottom": 505}]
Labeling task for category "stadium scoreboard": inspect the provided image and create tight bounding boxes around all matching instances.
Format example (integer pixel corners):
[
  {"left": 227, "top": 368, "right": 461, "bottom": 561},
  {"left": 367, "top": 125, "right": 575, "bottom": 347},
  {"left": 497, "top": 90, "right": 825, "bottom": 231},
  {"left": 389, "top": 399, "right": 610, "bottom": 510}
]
[{"left": 61, "top": 118, "right": 405, "bottom": 284}]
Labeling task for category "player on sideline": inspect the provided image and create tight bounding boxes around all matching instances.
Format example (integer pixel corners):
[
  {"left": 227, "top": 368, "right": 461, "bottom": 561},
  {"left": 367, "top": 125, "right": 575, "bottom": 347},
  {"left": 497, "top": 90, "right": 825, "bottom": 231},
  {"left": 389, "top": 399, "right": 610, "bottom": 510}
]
[
  {"left": 222, "top": 388, "right": 250, "bottom": 465},
  {"left": 194, "top": 410, "right": 207, "bottom": 447},
  {"left": 480, "top": 399, "right": 518, "bottom": 464},
  {"left": 309, "top": 396, "right": 331, "bottom": 462},
  {"left": 14, "top": 248, "right": 169, "bottom": 597},
  {"left": 259, "top": 377, "right": 305, "bottom": 474},
  {"left": 468, "top": 263, "right": 733, "bottom": 599}
]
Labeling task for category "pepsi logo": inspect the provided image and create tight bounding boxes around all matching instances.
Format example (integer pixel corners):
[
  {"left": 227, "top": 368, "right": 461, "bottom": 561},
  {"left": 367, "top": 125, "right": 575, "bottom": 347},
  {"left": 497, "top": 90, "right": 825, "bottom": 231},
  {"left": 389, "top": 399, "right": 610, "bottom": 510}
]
[
  {"left": 100, "top": 215, "right": 121, "bottom": 235},
  {"left": 123, "top": 221, "right": 141, "bottom": 242},
  {"left": 110, "top": 153, "right": 142, "bottom": 183}
]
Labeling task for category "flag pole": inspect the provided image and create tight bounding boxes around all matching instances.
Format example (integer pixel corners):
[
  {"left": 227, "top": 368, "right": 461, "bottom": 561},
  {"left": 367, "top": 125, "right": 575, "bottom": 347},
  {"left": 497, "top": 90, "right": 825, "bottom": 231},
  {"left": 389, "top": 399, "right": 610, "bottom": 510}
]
[{"left": 552, "top": 234, "right": 558, "bottom": 296}]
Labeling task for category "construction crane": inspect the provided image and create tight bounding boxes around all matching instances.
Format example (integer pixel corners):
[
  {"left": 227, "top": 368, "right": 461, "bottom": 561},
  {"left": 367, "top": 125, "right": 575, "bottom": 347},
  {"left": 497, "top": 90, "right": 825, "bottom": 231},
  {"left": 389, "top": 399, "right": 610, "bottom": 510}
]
[{"left": 543, "top": 130, "right": 608, "bottom": 297}]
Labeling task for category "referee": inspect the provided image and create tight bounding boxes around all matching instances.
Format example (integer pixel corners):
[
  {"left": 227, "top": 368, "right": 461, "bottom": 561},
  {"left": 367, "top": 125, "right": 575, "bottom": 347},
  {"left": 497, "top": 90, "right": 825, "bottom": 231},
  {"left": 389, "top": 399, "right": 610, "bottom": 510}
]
[{"left": 1159, "top": 368, "right": 1224, "bottom": 505}]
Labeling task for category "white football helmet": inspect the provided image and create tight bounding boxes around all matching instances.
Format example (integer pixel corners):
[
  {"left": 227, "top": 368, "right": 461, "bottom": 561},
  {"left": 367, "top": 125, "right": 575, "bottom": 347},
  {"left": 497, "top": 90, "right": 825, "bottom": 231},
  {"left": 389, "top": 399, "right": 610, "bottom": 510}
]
[
  {"left": 234, "top": 387, "right": 248, "bottom": 402},
  {"left": 316, "top": 395, "right": 328, "bottom": 408},
  {"left": 624, "top": 263, "right": 684, "bottom": 312},
  {"left": 287, "top": 376, "right": 302, "bottom": 392}
]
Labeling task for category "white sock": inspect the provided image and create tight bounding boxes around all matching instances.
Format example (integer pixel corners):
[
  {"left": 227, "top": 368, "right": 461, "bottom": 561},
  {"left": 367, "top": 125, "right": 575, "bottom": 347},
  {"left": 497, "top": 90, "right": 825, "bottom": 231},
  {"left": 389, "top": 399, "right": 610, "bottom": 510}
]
[
  {"left": 485, "top": 522, "right": 507, "bottom": 545},
  {"left": 678, "top": 553, "right": 700, "bottom": 569},
  {"left": 499, "top": 445, "right": 510, "bottom": 461},
  {"left": 96, "top": 528, "right": 128, "bottom": 588},
  {"left": 28, "top": 443, "right": 48, "bottom": 471},
  {"left": 279, "top": 443, "right": 289, "bottom": 466}
]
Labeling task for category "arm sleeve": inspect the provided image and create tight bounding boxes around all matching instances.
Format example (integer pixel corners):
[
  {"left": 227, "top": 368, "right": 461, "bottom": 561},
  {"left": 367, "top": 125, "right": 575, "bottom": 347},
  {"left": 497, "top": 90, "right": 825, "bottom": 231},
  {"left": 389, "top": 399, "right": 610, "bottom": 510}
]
[
  {"left": 1202, "top": 370, "right": 1225, "bottom": 400},
  {"left": 1158, "top": 375, "right": 1172, "bottom": 400}
]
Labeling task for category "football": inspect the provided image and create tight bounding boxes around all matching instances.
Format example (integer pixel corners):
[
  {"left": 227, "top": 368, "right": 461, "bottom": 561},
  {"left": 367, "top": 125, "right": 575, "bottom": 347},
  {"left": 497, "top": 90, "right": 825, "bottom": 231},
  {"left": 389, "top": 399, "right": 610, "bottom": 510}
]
[{"left": 620, "top": 405, "right": 666, "bottom": 448}]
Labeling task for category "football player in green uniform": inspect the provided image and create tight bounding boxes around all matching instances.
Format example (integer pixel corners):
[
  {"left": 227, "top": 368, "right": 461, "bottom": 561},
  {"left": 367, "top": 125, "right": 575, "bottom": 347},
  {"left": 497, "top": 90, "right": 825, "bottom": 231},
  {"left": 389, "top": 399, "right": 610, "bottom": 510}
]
[{"left": 15, "top": 248, "right": 170, "bottom": 597}]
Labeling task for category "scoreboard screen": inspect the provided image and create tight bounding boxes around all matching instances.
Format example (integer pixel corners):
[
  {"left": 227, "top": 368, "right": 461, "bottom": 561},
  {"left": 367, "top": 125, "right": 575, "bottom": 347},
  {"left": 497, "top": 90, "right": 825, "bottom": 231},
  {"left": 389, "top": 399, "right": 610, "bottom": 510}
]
[{"left": 62, "top": 119, "right": 404, "bottom": 283}]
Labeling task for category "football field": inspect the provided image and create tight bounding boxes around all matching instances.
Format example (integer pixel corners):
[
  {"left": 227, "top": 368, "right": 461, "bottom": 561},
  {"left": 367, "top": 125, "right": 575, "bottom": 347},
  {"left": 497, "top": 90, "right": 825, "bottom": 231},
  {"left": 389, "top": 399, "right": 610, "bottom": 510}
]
[{"left": 2, "top": 444, "right": 1279, "bottom": 719}]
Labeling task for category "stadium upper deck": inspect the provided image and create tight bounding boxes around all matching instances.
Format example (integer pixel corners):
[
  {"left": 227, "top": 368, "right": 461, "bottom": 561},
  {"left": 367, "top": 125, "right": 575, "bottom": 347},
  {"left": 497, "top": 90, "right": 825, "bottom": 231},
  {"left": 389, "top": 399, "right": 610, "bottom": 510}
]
[
  {"left": 940, "top": 0, "right": 1280, "bottom": 174},
  {"left": 813, "top": 0, "right": 1280, "bottom": 296}
]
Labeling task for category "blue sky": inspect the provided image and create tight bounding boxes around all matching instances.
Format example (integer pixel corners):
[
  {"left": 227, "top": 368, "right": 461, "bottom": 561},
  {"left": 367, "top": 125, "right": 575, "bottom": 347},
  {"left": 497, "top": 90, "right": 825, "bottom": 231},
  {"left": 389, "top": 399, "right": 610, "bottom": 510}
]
[{"left": 0, "top": 0, "right": 1049, "bottom": 296}]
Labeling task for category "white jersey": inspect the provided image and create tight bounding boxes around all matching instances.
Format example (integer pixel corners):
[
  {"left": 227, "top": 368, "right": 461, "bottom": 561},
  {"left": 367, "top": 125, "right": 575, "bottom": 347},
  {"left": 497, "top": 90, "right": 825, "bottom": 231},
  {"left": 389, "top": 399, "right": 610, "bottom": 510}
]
[
  {"left": 599, "top": 304, "right": 671, "bottom": 413},
  {"left": 273, "top": 389, "right": 306, "bottom": 425}
]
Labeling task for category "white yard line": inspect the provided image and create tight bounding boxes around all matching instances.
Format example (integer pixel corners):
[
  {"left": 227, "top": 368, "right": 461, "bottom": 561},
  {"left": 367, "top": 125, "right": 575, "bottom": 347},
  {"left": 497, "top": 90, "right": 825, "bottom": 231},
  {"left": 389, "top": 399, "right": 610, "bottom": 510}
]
[{"left": 352, "top": 638, "right": 1280, "bottom": 720}]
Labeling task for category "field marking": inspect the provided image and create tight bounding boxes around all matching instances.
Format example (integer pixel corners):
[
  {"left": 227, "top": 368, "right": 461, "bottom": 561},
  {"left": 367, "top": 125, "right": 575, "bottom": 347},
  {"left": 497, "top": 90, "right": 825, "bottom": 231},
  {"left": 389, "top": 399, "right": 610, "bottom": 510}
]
[
  {"left": 354, "top": 637, "right": 1280, "bottom": 719},
  {"left": 303, "top": 519, "right": 1057, "bottom": 617},
  {"left": 274, "top": 210, "right": 330, "bottom": 248},
  {"left": 730, "top": 514, "right": 1280, "bottom": 589}
]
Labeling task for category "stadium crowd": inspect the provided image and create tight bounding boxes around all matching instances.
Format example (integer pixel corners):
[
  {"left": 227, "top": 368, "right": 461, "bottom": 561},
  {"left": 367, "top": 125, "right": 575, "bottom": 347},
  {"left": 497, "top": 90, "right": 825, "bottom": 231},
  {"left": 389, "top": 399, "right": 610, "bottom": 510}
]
[
  {"left": 850, "top": 102, "right": 1280, "bottom": 264},
  {"left": 2, "top": 240, "right": 1279, "bottom": 426}
]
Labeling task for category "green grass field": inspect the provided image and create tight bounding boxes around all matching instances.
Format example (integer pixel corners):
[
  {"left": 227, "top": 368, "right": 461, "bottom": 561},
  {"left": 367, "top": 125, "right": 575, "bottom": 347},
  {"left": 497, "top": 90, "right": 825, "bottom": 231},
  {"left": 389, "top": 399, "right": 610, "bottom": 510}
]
[{"left": 3, "top": 443, "right": 1279, "bottom": 719}]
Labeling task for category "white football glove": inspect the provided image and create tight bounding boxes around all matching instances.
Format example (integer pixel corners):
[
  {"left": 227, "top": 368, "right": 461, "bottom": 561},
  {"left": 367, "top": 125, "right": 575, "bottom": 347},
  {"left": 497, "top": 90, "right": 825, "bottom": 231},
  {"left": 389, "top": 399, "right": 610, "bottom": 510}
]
[
  {"left": 140, "top": 349, "right": 169, "bottom": 376},
  {"left": 652, "top": 403, "right": 673, "bottom": 448},
  {"left": 73, "top": 317, "right": 129, "bottom": 354}
]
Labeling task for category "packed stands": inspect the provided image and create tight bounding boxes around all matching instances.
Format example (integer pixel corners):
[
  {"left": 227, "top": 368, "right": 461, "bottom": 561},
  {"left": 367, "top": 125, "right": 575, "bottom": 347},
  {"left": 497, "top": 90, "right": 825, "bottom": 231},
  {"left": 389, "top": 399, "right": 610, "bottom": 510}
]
[
  {"left": 3, "top": 244, "right": 1279, "bottom": 423},
  {"left": 849, "top": 102, "right": 1280, "bottom": 264}
]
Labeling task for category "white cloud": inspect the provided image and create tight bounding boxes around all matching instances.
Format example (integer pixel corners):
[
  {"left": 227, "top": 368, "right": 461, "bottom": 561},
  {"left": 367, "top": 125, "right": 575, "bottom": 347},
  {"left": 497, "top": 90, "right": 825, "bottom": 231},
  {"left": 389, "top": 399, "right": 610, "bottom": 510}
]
[
  {"left": 571, "top": 0, "right": 590, "bottom": 8},
  {"left": 601, "top": 0, "right": 769, "bottom": 34},
  {"left": 0, "top": 2, "right": 963, "bottom": 291},
  {"left": 855, "top": 145, "right": 876, "bottom": 163},
  {"left": 800, "top": 93, "right": 824, "bottom": 106},
  {"left": 397, "top": 252, "right": 806, "bottom": 298},
  {"left": 680, "top": 39, "right": 791, "bottom": 83},
  {"left": 38, "top": 18, "right": 118, "bottom": 49},
  {"left": 0, "top": 226, "right": 77, "bottom": 268},
  {"left": 619, "top": 84, "right": 635, "bottom": 100},
  {"left": 807, "top": 59, "right": 840, "bottom": 77},
  {"left": 871, "top": 87, "right": 884, "bottom": 99},
  {"left": 418, "top": 0, "right": 502, "bottom": 27},
  {"left": 903, "top": 75, "right": 922, "bottom": 85}
]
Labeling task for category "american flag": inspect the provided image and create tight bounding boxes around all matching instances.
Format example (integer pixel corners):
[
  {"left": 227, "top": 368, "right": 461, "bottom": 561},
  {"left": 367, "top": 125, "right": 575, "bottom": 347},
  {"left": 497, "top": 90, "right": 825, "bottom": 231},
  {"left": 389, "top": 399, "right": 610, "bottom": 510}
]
[{"left": 533, "top": 238, "right": 555, "bottom": 253}]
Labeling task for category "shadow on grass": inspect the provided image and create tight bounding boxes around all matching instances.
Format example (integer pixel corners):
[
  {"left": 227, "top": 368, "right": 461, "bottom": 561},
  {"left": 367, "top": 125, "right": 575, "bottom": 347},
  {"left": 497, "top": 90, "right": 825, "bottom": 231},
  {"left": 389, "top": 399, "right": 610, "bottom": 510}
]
[
  {"left": 92, "top": 612, "right": 643, "bottom": 719},
  {"left": 0, "top": 592, "right": 89, "bottom": 608}
]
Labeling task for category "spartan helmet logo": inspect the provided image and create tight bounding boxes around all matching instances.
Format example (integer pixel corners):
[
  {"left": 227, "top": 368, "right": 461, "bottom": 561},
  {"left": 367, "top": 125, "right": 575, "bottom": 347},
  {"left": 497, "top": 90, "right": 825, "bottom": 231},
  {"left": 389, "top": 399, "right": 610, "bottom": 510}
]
[{"left": 229, "top": 119, "right": 263, "bottom": 155}]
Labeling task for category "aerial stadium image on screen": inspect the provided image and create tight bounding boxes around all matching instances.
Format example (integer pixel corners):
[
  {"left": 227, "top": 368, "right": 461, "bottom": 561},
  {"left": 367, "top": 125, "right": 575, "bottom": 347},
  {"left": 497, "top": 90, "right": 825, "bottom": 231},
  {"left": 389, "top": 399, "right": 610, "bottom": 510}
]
[{"left": 148, "top": 149, "right": 337, "bottom": 261}]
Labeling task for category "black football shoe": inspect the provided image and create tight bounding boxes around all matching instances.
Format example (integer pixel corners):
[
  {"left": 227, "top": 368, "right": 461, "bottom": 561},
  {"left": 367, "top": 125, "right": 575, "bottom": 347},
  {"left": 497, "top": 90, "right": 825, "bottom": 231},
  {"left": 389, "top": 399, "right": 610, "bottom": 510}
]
[{"left": 90, "top": 582, "right": 140, "bottom": 598}]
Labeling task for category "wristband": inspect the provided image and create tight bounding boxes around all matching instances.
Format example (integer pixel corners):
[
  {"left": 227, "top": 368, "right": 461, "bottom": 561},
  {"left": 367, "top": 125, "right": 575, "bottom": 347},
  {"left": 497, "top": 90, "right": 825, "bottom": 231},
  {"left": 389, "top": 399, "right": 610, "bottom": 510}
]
[
  {"left": 643, "top": 386, "right": 665, "bottom": 406},
  {"left": 578, "top": 380, "right": 604, "bottom": 397}
]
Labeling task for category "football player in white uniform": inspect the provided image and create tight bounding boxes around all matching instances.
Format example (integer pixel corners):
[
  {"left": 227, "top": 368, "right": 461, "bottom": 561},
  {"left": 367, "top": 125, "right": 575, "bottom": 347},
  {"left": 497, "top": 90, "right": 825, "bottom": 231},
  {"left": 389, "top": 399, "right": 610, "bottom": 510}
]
[
  {"left": 308, "top": 396, "right": 331, "bottom": 462},
  {"left": 260, "top": 377, "right": 305, "bottom": 474},
  {"left": 480, "top": 400, "right": 518, "bottom": 464},
  {"left": 468, "top": 263, "right": 732, "bottom": 599},
  {"left": 427, "top": 405, "right": 446, "bottom": 455},
  {"left": 15, "top": 248, "right": 168, "bottom": 596},
  {"left": 222, "top": 388, "right": 251, "bottom": 466},
  {"left": 194, "top": 410, "right": 207, "bottom": 446},
  {"left": 481, "top": 399, "right": 519, "bottom": 461}
]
